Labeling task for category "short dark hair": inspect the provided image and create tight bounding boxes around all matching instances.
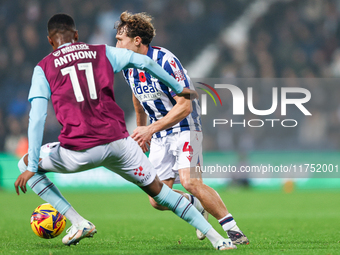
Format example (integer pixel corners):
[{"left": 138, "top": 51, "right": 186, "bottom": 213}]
[
  {"left": 115, "top": 11, "right": 155, "bottom": 45},
  {"left": 48, "top": 14, "right": 76, "bottom": 34}
]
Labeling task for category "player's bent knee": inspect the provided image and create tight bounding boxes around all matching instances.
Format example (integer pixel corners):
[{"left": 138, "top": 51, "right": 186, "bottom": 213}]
[{"left": 18, "top": 154, "right": 28, "bottom": 173}]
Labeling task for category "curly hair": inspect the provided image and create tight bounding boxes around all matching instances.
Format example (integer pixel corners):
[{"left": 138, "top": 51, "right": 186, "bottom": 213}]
[{"left": 115, "top": 11, "right": 156, "bottom": 45}]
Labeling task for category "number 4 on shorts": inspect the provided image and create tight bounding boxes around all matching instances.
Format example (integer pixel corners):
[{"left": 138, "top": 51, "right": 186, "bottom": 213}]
[{"left": 183, "top": 142, "right": 193, "bottom": 153}]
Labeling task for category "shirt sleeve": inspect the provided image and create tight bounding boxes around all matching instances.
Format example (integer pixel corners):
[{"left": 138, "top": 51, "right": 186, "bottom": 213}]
[
  {"left": 105, "top": 45, "right": 134, "bottom": 73},
  {"left": 163, "top": 57, "right": 190, "bottom": 97},
  {"left": 28, "top": 66, "right": 51, "bottom": 102},
  {"left": 27, "top": 97, "right": 48, "bottom": 172}
]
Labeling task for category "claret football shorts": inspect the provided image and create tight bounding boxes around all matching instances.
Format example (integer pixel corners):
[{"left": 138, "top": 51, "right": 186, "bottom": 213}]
[
  {"left": 148, "top": 131, "right": 203, "bottom": 183},
  {"left": 37, "top": 137, "right": 156, "bottom": 187}
]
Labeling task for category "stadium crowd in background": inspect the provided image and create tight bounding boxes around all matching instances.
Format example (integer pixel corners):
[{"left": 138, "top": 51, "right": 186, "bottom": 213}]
[
  {"left": 1, "top": 0, "right": 340, "bottom": 155},
  {"left": 207, "top": 0, "right": 340, "bottom": 152}
]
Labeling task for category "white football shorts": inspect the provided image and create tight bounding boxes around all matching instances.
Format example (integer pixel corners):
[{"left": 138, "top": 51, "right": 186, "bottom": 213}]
[
  {"left": 36, "top": 137, "right": 156, "bottom": 187},
  {"left": 148, "top": 131, "right": 203, "bottom": 183}
]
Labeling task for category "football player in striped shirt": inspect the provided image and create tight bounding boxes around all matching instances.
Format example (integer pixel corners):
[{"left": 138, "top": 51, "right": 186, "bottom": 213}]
[{"left": 115, "top": 11, "right": 249, "bottom": 245}]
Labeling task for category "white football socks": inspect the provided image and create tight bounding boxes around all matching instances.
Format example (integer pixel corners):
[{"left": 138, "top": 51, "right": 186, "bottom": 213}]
[
  {"left": 219, "top": 213, "right": 240, "bottom": 232},
  {"left": 205, "top": 228, "right": 226, "bottom": 245},
  {"left": 64, "top": 207, "right": 85, "bottom": 228},
  {"left": 186, "top": 193, "right": 204, "bottom": 213}
]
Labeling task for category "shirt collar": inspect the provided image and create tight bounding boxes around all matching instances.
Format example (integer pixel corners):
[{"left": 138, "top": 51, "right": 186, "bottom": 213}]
[
  {"left": 58, "top": 42, "right": 72, "bottom": 49},
  {"left": 146, "top": 45, "right": 153, "bottom": 58}
]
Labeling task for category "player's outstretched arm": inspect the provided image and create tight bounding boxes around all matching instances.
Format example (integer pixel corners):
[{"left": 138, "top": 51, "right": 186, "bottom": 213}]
[
  {"left": 128, "top": 53, "right": 198, "bottom": 99},
  {"left": 14, "top": 97, "right": 48, "bottom": 195},
  {"left": 105, "top": 46, "right": 198, "bottom": 99},
  {"left": 27, "top": 97, "right": 48, "bottom": 173}
]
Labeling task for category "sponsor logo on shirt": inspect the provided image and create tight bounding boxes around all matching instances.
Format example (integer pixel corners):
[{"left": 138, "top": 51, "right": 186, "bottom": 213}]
[
  {"left": 132, "top": 71, "right": 162, "bottom": 102},
  {"left": 172, "top": 69, "right": 186, "bottom": 82},
  {"left": 53, "top": 50, "right": 61, "bottom": 57}
]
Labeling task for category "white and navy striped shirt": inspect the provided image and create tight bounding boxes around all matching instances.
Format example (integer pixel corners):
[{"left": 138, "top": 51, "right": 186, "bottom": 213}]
[{"left": 123, "top": 45, "right": 201, "bottom": 138}]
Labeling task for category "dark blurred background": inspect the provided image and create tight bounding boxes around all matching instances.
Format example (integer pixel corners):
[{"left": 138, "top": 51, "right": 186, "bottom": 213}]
[{"left": 1, "top": 0, "right": 340, "bottom": 157}]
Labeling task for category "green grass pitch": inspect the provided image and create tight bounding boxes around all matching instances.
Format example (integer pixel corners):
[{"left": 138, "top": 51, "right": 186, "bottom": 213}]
[{"left": 0, "top": 188, "right": 339, "bottom": 254}]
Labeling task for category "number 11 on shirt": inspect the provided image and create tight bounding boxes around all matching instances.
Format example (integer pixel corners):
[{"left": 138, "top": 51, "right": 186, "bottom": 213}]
[{"left": 61, "top": 62, "right": 97, "bottom": 102}]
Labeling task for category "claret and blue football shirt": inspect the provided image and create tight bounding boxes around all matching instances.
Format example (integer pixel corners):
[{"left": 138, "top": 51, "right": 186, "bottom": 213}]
[{"left": 27, "top": 42, "right": 185, "bottom": 172}]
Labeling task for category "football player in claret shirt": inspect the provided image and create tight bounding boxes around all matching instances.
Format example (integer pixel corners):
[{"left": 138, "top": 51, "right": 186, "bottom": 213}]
[
  {"left": 115, "top": 11, "right": 249, "bottom": 245},
  {"left": 14, "top": 14, "right": 236, "bottom": 250}
]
